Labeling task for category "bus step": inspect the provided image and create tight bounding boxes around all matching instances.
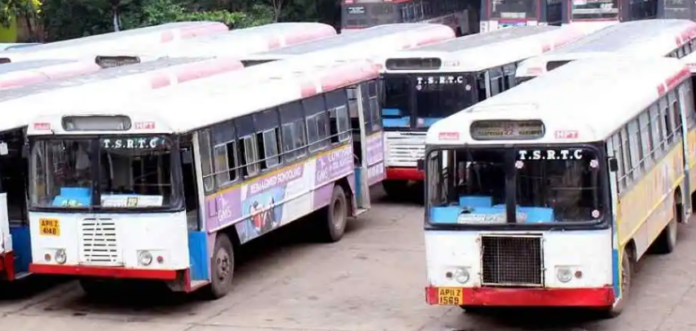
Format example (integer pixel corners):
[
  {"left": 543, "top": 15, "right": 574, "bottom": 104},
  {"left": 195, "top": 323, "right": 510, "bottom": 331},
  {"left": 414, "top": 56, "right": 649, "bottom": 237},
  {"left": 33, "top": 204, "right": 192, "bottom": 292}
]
[{"left": 355, "top": 208, "right": 368, "bottom": 216}]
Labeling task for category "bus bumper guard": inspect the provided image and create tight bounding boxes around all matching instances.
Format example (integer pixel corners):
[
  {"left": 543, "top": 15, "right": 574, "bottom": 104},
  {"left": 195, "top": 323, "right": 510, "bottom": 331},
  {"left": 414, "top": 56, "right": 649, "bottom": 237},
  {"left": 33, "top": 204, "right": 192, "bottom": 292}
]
[
  {"left": 30, "top": 263, "right": 178, "bottom": 280},
  {"left": 425, "top": 286, "right": 615, "bottom": 307}
]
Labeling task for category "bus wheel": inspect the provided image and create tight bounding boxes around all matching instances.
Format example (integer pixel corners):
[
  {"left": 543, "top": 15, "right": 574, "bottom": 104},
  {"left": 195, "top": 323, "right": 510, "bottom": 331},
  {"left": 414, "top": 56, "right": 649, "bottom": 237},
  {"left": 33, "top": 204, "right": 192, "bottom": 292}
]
[
  {"left": 203, "top": 233, "right": 234, "bottom": 300},
  {"left": 652, "top": 202, "right": 679, "bottom": 254},
  {"left": 319, "top": 185, "right": 348, "bottom": 243},
  {"left": 382, "top": 180, "right": 408, "bottom": 199},
  {"left": 603, "top": 248, "right": 632, "bottom": 318}
]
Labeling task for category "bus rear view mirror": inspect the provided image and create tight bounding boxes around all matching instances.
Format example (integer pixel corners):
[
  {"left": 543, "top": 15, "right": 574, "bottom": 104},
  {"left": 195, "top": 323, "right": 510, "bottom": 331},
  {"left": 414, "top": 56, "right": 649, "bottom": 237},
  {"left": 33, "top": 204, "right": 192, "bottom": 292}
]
[
  {"left": 608, "top": 157, "right": 619, "bottom": 172},
  {"left": 417, "top": 158, "right": 425, "bottom": 171}
]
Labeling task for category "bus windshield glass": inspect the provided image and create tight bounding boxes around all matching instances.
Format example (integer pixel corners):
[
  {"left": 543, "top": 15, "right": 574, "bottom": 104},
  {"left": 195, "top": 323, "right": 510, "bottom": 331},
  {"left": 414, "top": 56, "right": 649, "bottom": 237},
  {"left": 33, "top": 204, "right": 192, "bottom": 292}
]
[
  {"left": 489, "top": 0, "right": 537, "bottom": 20},
  {"left": 426, "top": 146, "right": 606, "bottom": 225},
  {"left": 383, "top": 73, "right": 476, "bottom": 129},
  {"left": 571, "top": 0, "right": 619, "bottom": 20},
  {"left": 29, "top": 136, "right": 177, "bottom": 210}
]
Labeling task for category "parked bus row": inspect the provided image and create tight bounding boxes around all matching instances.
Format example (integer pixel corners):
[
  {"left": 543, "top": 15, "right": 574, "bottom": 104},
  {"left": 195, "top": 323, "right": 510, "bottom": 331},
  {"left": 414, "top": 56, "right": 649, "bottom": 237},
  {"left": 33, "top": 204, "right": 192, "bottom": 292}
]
[{"left": 0, "top": 21, "right": 457, "bottom": 297}]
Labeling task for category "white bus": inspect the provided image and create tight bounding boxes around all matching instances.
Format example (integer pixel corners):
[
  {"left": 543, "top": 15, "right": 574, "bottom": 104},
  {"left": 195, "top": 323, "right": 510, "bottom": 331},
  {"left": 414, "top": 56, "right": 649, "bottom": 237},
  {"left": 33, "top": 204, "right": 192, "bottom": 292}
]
[
  {"left": 516, "top": 19, "right": 696, "bottom": 83},
  {"left": 25, "top": 58, "right": 383, "bottom": 299},
  {"left": 0, "top": 56, "right": 252, "bottom": 282},
  {"left": 96, "top": 22, "right": 337, "bottom": 65},
  {"left": 422, "top": 56, "right": 694, "bottom": 316},
  {"left": 0, "top": 59, "right": 101, "bottom": 89},
  {"left": 378, "top": 26, "right": 585, "bottom": 197},
  {"left": 239, "top": 23, "right": 456, "bottom": 66},
  {"left": 0, "top": 21, "right": 228, "bottom": 63}
]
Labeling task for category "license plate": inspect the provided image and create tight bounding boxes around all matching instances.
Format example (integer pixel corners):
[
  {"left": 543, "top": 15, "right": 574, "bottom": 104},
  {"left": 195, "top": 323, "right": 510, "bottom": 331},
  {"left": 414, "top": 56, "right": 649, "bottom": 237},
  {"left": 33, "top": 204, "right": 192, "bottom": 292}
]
[
  {"left": 437, "top": 287, "right": 464, "bottom": 305},
  {"left": 39, "top": 218, "right": 60, "bottom": 236}
]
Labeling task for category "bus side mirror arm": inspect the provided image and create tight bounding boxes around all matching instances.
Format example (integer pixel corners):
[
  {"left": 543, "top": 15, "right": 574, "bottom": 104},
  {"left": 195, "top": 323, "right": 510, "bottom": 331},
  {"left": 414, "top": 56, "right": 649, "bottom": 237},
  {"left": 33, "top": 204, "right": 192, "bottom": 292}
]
[{"left": 608, "top": 157, "right": 619, "bottom": 172}]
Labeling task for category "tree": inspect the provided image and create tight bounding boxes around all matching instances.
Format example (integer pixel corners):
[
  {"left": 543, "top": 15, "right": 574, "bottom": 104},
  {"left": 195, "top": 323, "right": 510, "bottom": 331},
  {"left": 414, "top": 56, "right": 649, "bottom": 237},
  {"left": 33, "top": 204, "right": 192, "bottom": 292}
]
[{"left": 0, "top": 0, "right": 42, "bottom": 41}]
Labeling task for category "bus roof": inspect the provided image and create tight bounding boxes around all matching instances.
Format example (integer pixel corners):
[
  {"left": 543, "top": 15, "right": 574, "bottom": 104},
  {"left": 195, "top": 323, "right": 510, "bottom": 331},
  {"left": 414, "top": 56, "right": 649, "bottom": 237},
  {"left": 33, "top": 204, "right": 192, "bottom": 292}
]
[
  {"left": 0, "top": 57, "right": 245, "bottom": 134},
  {"left": 0, "top": 59, "right": 101, "bottom": 88},
  {"left": 516, "top": 19, "right": 696, "bottom": 78},
  {"left": 0, "top": 21, "right": 228, "bottom": 63},
  {"left": 682, "top": 51, "right": 696, "bottom": 73},
  {"left": 239, "top": 23, "right": 455, "bottom": 63},
  {"left": 427, "top": 56, "right": 689, "bottom": 145},
  {"left": 382, "top": 26, "right": 585, "bottom": 73},
  {"left": 27, "top": 59, "right": 381, "bottom": 135},
  {"left": 110, "top": 22, "right": 337, "bottom": 60}
]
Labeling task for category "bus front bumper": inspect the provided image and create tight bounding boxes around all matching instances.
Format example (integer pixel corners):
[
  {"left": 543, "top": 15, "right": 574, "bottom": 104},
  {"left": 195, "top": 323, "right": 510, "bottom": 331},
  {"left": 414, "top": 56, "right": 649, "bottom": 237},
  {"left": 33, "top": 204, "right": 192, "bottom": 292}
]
[
  {"left": 30, "top": 263, "right": 178, "bottom": 280},
  {"left": 425, "top": 286, "right": 615, "bottom": 307},
  {"left": 386, "top": 167, "right": 424, "bottom": 181}
]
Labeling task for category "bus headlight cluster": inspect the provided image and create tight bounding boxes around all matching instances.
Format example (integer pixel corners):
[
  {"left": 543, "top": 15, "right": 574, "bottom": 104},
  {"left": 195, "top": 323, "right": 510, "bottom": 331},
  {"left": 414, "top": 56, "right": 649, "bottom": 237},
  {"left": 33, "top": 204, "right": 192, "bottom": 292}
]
[
  {"left": 138, "top": 250, "right": 153, "bottom": 266},
  {"left": 454, "top": 268, "right": 470, "bottom": 284},
  {"left": 556, "top": 266, "right": 573, "bottom": 283},
  {"left": 55, "top": 249, "right": 67, "bottom": 265}
]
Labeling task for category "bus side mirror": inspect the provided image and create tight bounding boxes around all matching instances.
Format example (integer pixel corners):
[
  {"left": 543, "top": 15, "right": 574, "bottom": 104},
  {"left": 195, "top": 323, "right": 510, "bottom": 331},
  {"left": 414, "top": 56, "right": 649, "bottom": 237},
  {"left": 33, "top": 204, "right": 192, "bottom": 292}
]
[
  {"left": 417, "top": 159, "right": 425, "bottom": 171},
  {"left": 608, "top": 157, "right": 619, "bottom": 172}
]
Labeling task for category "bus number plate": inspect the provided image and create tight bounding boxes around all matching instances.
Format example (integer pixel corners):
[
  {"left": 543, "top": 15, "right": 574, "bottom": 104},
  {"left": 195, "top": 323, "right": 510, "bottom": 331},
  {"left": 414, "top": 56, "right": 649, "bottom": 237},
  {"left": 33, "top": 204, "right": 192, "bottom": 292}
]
[
  {"left": 437, "top": 287, "right": 463, "bottom": 305},
  {"left": 39, "top": 218, "right": 60, "bottom": 236}
]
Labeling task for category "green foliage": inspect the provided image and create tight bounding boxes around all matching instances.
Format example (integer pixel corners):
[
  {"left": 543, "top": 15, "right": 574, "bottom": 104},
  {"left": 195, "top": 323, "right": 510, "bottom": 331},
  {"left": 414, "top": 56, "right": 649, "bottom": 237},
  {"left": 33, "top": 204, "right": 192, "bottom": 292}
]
[{"left": 0, "top": 0, "right": 41, "bottom": 28}]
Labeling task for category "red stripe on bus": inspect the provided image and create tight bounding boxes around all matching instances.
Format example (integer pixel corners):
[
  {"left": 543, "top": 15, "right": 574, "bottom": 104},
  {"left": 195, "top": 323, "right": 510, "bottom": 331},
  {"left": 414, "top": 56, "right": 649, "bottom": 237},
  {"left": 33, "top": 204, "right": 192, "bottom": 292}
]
[
  {"left": 678, "top": 24, "right": 696, "bottom": 46},
  {"left": 43, "top": 63, "right": 102, "bottom": 80},
  {"left": 412, "top": 26, "right": 456, "bottom": 47},
  {"left": 30, "top": 263, "right": 178, "bottom": 280},
  {"left": 316, "top": 62, "right": 380, "bottom": 93},
  {"left": 160, "top": 30, "right": 175, "bottom": 43},
  {"left": 659, "top": 67, "right": 691, "bottom": 96},
  {"left": 178, "top": 22, "right": 228, "bottom": 39},
  {"left": 425, "top": 286, "right": 615, "bottom": 307},
  {"left": 0, "top": 74, "right": 46, "bottom": 88},
  {"left": 150, "top": 73, "right": 171, "bottom": 89},
  {"left": 284, "top": 26, "right": 336, "bottom": 46},
  {"left": 175, "top": 58, "right": 245, "bottom": 84}
]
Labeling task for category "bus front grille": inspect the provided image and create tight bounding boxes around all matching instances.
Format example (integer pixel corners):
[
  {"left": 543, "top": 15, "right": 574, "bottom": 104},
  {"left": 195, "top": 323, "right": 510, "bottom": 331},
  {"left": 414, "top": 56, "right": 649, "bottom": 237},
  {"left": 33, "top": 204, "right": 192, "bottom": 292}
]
[
  {"left": 480, "top": 235, "right": 543, "bottom": 287},
  {"left": 385, "top": 132, "right": 426, "bottom": 167},
  {"left": 79, "top": 218, "right": 121, "bottom": 265}
]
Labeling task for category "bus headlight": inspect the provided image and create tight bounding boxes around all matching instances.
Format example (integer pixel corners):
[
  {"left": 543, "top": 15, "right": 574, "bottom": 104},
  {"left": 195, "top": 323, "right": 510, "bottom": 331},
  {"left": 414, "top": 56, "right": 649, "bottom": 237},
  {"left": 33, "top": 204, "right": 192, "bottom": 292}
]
[
  {"left": 556, "top": 266, "right": 573, "bottom": 283},
  {"left": 138, "top": 251, "right": 153, "bottom": 266},
  {"left": 55, "top": 249, "right": 67, "bottom": 264},
  {"left": 454, "top": 268, "right": 470, "bottom": 284}
]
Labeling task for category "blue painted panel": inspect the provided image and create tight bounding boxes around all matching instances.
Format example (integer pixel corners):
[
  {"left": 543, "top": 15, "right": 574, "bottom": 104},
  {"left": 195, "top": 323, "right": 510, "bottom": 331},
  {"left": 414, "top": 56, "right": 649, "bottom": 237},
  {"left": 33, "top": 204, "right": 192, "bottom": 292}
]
[
  {"left": 430, "top": 207, "right": 462, "bottom": 224},
  {"left": 382, "top": 117, "right": 410, "bottom": 128},
  {"left": 382, "top": 108, "right": 402, "bottom": 116},
  {"left": 10, "top": 225, "right": 30, "bottom": 273},
  {"left": 354, "top": 167, "right": 362, "bottom": 205},
  {"left": 188, "top": 231, "right": 209, "bottom": 281},
  {"left": 458, "top": 195, "right": 493, "bottom": 208},
  {"left": 52, "top": 187, "right": 92, "bottom": 207}
]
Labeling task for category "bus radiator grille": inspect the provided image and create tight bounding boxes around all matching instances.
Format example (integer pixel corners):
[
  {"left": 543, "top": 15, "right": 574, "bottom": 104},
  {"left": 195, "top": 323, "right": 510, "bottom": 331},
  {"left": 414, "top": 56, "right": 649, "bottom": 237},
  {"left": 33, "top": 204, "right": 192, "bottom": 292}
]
[
  {"left": 480, "top": 235, "right": 543, "bottom": 287},
  {"left": 79, "top": 218, "right": 121, "bottom": 266}
]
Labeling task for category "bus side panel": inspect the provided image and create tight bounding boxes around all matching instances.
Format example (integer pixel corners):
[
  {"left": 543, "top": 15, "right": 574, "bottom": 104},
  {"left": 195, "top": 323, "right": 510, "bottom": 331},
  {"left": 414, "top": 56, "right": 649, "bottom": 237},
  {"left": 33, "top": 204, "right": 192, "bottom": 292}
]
[
  {"left": 204, "top": 144, "right": 355, "bottom": 245},
  {"left": 617, "top": 144, "right": 682, "bottom": 261},
  {"left": 187, "top": 231, "right": 209, "bottom": 281},
  {"left": 366, "top": 132, "right": 386, "bottom": 187}
]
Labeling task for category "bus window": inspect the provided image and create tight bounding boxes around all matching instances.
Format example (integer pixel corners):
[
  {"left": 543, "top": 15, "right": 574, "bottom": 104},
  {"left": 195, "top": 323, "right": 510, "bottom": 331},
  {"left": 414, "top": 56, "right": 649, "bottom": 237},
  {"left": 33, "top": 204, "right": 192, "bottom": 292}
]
[
  {"left": 570, "top": 0, "right": 619, "bottom": 20},
  {"left": 490, "top": 0, "right": 537, "bottom": 20}
]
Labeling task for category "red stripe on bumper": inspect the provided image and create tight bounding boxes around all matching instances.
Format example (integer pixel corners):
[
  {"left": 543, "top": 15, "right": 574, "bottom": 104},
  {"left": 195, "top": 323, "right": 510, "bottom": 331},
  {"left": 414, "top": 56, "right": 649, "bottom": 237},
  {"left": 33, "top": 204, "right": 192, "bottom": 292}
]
[
  {"left": 30, "top": 263, "right": 178, "bottom": 280},
  {"left": 386, "top": 167, "right": 424, "bottom": 181},
  {"left": 425, "top": 286, "right": 615, "bottom": 307}
]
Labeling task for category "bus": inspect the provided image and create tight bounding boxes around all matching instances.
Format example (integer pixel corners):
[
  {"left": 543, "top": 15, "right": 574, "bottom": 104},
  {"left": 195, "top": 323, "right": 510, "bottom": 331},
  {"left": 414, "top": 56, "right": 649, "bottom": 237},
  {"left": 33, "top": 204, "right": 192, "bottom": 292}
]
[
  {"left": 97, "top": 23, "right": 337, "bottom": 64},
  {"left": 479, "top": 0, "right": 563, "bottom": 33},
  {"left": 341, "top": 0, "right": 474, "bottom": 36},
  {"left": 239, "top": 23, "right": 456, "bottom": 67},
  {"left": 515, "top": 19, "right": 696, "bottom": 83},
  {"left": 0, "top": 21, "right": 228, "bottom": 63},
  {"left": 25, "top": 58, "right": 383, "bottom": 299},
  {"left": 563, "top": 0, "right": 657, "bottom": 32},
  {"left": 378, "top": 26, "right": 585, "bottom": 197},
  {"left": 0, "top": 57, "right": 252, "bottom": 282},
  {"left": 0, "top": 59, "right": 101, "bottom": 89},
  {"left": 422, "top": 56, "right": 693, "bottom": 317},
  {"left": 0, "top": 43, "right": 40, "bottom": 51}
]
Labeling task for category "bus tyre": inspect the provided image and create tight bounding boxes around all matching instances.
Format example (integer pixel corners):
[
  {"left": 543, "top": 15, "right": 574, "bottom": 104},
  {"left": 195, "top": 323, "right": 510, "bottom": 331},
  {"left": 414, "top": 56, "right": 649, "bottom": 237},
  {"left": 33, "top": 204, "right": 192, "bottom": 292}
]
[
  {"left": 603, "top": 249, "right": 632, "bottom": 318},
  {"left": 320, "top": 185, "right": 348, "bottom": 243},
  {"left": 653, "top": 202, "right": 679, "bottom": 254},
  {"left": 203, "top": 233, "right": 234, "bottom": 300},
  {"left": 382, "top": 180, "right": 407, "bottom": 199}
]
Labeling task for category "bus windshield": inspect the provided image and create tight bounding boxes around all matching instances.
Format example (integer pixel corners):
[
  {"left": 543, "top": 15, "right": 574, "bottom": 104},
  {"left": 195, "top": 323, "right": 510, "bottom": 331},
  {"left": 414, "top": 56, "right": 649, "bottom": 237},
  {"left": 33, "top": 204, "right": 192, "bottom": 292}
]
[
  {"left": 571, "top": 0, "right": 619, "bottom": 20},
  {"left": 383, "top": 73, "right": 476, "bottom": 129},
  {"left": 489, "top": 0, "right": 538, "bottom": 20},
  {"left": 29, "top": 136, "right": 177, "bottom": 210},
  {"left": 426, "top": 146, "right": 606, "bottom": 225}
]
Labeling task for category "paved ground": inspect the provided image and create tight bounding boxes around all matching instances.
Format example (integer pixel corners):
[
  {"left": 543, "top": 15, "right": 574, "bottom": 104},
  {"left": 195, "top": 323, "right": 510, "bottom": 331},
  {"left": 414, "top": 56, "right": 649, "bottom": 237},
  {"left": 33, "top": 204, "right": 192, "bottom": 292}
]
[{"left": 1, "top": 187, "right": 696, "bottom": 331}]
